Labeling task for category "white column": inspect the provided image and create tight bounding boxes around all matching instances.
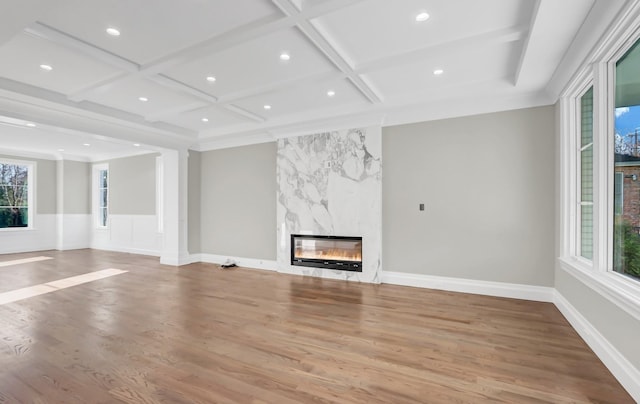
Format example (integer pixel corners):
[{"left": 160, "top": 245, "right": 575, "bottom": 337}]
[
  {"left": 160, "top": 148, "right": 190, "bottom": 265},
  {"left": 55, "top": 159, "right": 64, "bottom": 250}
]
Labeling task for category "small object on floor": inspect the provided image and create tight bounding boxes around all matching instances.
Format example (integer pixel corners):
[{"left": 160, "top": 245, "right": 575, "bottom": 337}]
[{"left": 220, "top": 259, "right": 237, "bottom": 269}]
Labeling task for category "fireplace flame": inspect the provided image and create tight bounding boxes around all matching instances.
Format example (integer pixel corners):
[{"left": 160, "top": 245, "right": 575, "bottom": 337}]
[{"left": 294, "top": 247, "right": 362, "bottom": 262}]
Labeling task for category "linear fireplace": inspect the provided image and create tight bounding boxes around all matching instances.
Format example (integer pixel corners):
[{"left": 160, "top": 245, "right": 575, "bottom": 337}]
[{"left": 291, "top": 234, "right": 362, "bottom": 272}]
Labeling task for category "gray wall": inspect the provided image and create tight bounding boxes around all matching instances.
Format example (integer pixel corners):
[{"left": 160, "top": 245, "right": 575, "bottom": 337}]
[
  {"left": 200, "top": 142, "right": 277, "bottom": 260},
  {"left": 382, "top": 106, "right": 556, "bottom": 286},
  {"left": 555, "top": 268, "right": 640, "bottom": 370},
  {"left": 0, "top": 154, "right": 56, "bottom": 214},
  {"left": 101, "top": 153, "right": 157, "bottom": 215},
  {"left": 62, "top": 160, "right": 90, "bottom": 214},
  {"left": 188, "top": 150, "right": 201, "bottom": 254}
]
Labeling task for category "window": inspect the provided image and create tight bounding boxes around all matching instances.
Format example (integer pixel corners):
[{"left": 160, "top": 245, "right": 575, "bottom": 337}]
[
  {"left": 613, "top": 39, "right": 640, "bottom": 281},
  {"left": 0, "top": 160, "right": 33, "bottom": 229},
  {"left": 560, "top": 3, "right": 640, "bottom": 305},
  {"left": 579, "top": 87, "right": 594, "bottom": 260},
  {"left": 94, "top": 164, "right": 109, "bottom": 228}
]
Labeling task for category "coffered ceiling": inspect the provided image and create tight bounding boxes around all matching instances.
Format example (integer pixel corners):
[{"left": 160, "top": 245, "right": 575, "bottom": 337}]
[{"left": 0, "top": 0, "right": 629, "bottom": 159}]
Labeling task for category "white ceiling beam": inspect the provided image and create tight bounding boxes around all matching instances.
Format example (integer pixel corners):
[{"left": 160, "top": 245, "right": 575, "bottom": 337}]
[
  {"left": 26, "top": 22, "right": 140, "bottom": 73},
  {"left": 272, "top": 0, "right": 382, "bottom": 103},
  {"left": 140, "top": 14, "right": 292, "bottom": 75},
  {"left": 515, "top": 0, "right": 595, "bottom": 90},
  {"left": 217, "top": 70, "right": 342, "bottom": 104},
  {"left": 147, "top": 75, "right": 218, "bottom": 103},
  {"left": 356, "top": 25, "right": 526, "bottom": 75},
  {"left": 297, "top": 20, "right": 383, "bottom": 103},
  {"left": 66, "top": 73, "right": 131, "bottom": 102},
  {"left": 513, "top": 0, "right": 542, "bottom": 86},
  {"left": 144, "top": 101, "right": 209, "bottom": 123},
  {"left": 223, "top": 104, "right": 266, "bottom": 123}
]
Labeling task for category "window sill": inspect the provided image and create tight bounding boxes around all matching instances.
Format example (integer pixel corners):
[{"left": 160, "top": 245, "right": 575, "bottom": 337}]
[
  {"left": 558, "top": 256, "right": 640, "bottom": 322},
  {"left": 0, "top": 227, "right": 35, "bottom": 233}
]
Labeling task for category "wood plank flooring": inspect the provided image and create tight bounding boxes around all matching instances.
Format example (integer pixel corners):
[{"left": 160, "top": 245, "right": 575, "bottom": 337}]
[{"left": 0, "top": 249, "right": 633, "bottom": 403}]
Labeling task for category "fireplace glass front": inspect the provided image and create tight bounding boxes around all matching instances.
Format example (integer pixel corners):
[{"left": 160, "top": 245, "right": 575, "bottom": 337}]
[{"left": 291, "top": 234, "right": 362, "bottom": 272}]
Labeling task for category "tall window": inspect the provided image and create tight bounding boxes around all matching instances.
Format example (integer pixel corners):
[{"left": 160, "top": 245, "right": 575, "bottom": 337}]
[
  {"left": 0, "top": 161, "right": 32, "bottom": 229},
  {"left": 613, "top": 38, "right": 640, "bottom": 281},
  {"left": 580, "top": 87, "right": 594, "bottom": 260},
  {"left": 94, "top": 164, "right": 109, "bottom": 228}
]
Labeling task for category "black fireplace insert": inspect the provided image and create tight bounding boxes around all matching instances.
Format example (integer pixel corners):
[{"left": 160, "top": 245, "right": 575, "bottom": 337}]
[{"left": 291, "top": 234, "right": 362, "bottom": 272}]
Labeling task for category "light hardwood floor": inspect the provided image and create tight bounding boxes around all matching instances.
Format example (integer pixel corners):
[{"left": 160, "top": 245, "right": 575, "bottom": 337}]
[{"left": 0, "top": 249, "right": 633, "bottom": 403}]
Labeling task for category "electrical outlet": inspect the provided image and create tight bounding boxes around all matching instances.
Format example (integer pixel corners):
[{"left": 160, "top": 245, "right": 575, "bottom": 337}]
[{"left": 419, "top": 203, "right": 425, "bottom": 211}]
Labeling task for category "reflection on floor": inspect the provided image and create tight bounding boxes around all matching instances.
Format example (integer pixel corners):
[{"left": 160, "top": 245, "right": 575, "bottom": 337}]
[{"left": 0, "top": 268, "right": 127, "bottom": 305}]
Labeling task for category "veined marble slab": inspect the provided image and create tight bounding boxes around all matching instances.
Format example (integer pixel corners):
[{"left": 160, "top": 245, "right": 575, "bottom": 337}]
[{"left": 277, "top": 126, "right": 382, "bottom": 283}]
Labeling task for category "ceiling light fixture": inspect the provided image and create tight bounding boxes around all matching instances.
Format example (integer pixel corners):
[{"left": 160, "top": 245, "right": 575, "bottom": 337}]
[
  {"left": 415, "top": 11, "right": 430, "bottom": 22},
  {"left": 206, "top": 76, "right": 216, "bottom": 83},
  {"left": 25, "top": 123, "right": 36, "bottom": 127},
  {"left": 280, "top": 53, "right": 290, "bottom": 61},
  {"left": 57, "top": 148, "right": 64, "bottom": 152},
  {"left": 39, "top": 64, "right": 53, "bottom": 71},
  {"left": 83, "top": 143, "right": 90, "bottom": 146},
  {"left": 106, "top": 27, "right": 121, "bottom": 36},
  {"left": 202, "top": 118, "right": 209, "bottom": 122},
  {"left": 264, "top": 105, "right": 272, "bottom": 110},
  {"left": 133, "top": 143, "right": 140, "bottom": 147},
  {"left": 327, "top": 90, "right": 336, "bottom": 97},
  {"left": 138, "top": 96, "right": 148, "bottom": 102},
  {"left": 433, "top": 69, "right": 444, "bottom": 76}
]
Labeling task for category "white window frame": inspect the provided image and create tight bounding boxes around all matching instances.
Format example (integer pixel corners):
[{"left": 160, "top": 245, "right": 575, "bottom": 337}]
[
  {"left": 0, "top": 158, "right": 35, "bottom": 231},
  {"left": 93, "top": 163, "right": 109, "bottom": 229},
  {"left": 559, "top": 4, "right": 640, "bottom": 321}
]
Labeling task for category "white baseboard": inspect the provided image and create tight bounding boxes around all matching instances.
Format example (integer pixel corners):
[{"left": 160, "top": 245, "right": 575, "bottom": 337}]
[
  {"left": 193, "top": 253, "right": 277, "bottom": 271},
  {"left": 554, "top": 290, "right": 640, "bottom": 402},
  {"left": 92, "top": 245, "right": 161, "bottom": 257},
  {"left": 381, "top": 271, "right": 555, "bottom": 302}
]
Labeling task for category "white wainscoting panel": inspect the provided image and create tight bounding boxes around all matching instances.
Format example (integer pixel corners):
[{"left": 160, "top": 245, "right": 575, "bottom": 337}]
[
  {"left": 91, "top": 214, "right": 163, "bottom": 256},
  {"left": 57, "top": 214, "right": 91, "bottom": 250},
  {"left": 0, "top": 214, "right": 57, "bottom": 254}
]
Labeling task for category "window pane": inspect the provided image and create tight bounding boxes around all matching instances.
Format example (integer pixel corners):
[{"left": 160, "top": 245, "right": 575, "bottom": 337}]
[
  {"left": 100, "top": 170, "right": 108, "bottom": 188},
  {"left": 614, "top": 39, "right": 640, "bottom": 281},
  {"left": 100, "top": 208, "right": 107, "bottom": 227},
  {"left": 0, "top": 163, "right": 30, "bottom": 229},
  {"left": 100, "top": 188, "right": 108, "bottom": 208},
  {"left": 0, "top": 208, "right": 28, "bottom": 228},
  {"left": 580, "top": 87, "right": 593, "bottom": 260}
]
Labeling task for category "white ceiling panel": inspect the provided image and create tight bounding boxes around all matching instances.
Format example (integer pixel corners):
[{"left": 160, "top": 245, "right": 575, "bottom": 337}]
[
  {"left": 0, "top": 118, "right": 154, "bottom": 161},
  {"left": 0, "top": 0, "right": 624, "bottom": 151},
  {"left": 164, "top": 28, "right": 337, "bottom": 99},
  {"left": 312, "top": 0, "right": 532, "bottom": 66},
  {"left": 39, "top": 0, "right": 281, "bottom": 65},
  {"left": 0, "top": 32, "right": 121, "bottom": 94},
  {"left": 234, "top": 78, "right": 369, "bottom": 119},
  {"left": 163, "top": 105, "right": 253, "bottom": 131},
  {"left": 83, "top": 77, "right": 206, "bottom": 118},
  {"left": 363, "top": 42, "right": 519, "bottom": 99}
]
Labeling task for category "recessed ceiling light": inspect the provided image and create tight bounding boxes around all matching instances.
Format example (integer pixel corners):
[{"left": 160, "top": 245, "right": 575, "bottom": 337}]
[
  {"left": 202, "top": 118, "right": 209, "bottom": 122},
  {"left": 106, "top": 27, "right": 120, "bottom": 36},
  {"left": 327, "top": 90, "right": 336, "bottom": 97},
  {"left": 133, "top": 143, "right": 140, "bottom": 147},
  {"left": 433, "top": 69, "right": 444, "bottom": 76},
  {"left": 57, "top": 148, "right": 64, "bottom": 152},
  {"left": 138, "top": 96, "right": 148, "bottom": 102},
  {"left": 39, "top": 64, "right": 53, "bottom": 71},
  {"left": 25, "top": 123, "right": 36, "bottom": 127},
  {"left": 415, "top": 12, "right": 430, "bottom": 22},
  {"left": 280, "top": 53, "right": 290, "bottom": 61},
  {"left": 83, "top": 143, "right": 90, "bottom": 146},
  {"left": 264, "top": 105, "right": 271, "bottom": 110},
  {"left": 206, "top": 76, "right": 216, "bottom": 83}
]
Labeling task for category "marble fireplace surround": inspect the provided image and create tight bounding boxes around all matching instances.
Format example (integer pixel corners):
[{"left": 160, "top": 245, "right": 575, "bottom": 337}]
[{"left": 276, "top": 126, "right": 382, "bottom": 283}]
